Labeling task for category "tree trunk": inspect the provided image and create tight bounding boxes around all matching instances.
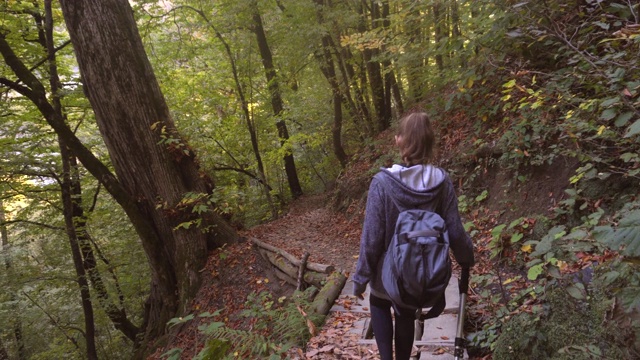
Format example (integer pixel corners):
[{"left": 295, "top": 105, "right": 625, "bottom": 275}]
[
  {"left": 451, "top": 0, "right": 466, "bottom": 68},
  {"left": 58, "top": 0, "right": 238, "bottom": 353},
  {"left": 185, "top": 5, "right": 279, "bottom": 216},
  {"left": 433, "top": 1, "right": 445, "bottom": 74},
  {"left": 59, "top": 138, "right": 99, "bottom": 360},
  {"left": 250, "top": 2, "right": 303, "bottom": 199},
  {"left": 380, "top": 0, "right": 395, "bottom": 121},
  {"left": 44, "top": 0, "right": 141, "bottom": 342},
  {"left": 404, "top": 4, "right": 426, "bottom": 105},
  {"left": 360, "top": 0, "right": 388, "bottom": 132},
  {"left": 71, "top": 157, "right": 140, "bottom": 341},
  {"left": 0, "top": 338, "right": 7, "bottom": 360},
  {"left": 312, "top": 0, "right": 349, "bottom": 167},
  {"left": 337, "top": 46, "right": 373, "bottom": 137},
  {"left": 0, "top": 200, "right": 26, "bottom": 360}
]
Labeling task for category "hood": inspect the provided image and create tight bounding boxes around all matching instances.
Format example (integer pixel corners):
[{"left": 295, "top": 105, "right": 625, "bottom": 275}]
[{"left": 375, "top": 164, "right": 447, "bottom": 210}]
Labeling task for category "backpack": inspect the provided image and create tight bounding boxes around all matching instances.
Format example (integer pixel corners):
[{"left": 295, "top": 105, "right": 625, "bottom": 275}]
[{"left": 381, "top": 209, "right": 452, "bottom": 320}]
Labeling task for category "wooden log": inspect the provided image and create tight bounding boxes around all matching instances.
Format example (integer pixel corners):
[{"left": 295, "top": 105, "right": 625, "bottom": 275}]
[
  {"left": 273, "top": 267, "right": 297, "bottom": 287},
  {"left": 297, "top": 252, "right": 310, "bottom": 291},
  {"left": 259, "top": 249, "right": 326, "bottom": 288},
  {"left": 310, "top": 271, "right": 347, "bottom": 316},
  {"left": 250, "top": 237, "right": 335, "bottom": 274}
]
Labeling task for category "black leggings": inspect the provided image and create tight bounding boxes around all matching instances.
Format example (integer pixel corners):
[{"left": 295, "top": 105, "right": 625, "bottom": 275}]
[{"left": 370, "top": 294, "right": 416, "bottom": 360}]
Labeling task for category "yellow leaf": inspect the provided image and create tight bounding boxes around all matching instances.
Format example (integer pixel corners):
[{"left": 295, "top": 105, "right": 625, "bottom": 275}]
[
  {"left": 557, "top": 260, "right": 568, "bottom": 271},
  {"left": 521, "top": 244, "right": 533, "bottom": 253},
  {"left": 503, "top": 277, "right": 520, "bottom": 285},
  {"left": 597, "top": 125, "right": 606, "bottom": 135}
]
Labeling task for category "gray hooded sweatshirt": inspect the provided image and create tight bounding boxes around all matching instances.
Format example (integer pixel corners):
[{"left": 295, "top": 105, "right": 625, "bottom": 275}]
[{"left": 353, "top": 164, "right": 475, "bottom": 299}]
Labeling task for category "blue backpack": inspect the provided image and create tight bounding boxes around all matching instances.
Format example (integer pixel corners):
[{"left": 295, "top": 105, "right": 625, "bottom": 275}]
[{"left": 381, "top": 209, "right": 452, "bottom": 320}]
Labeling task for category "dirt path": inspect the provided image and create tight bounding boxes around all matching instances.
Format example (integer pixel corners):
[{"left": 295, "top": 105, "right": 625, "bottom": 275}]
[{"left": 241, "top": 193, "right": 365, "bottom": 276}]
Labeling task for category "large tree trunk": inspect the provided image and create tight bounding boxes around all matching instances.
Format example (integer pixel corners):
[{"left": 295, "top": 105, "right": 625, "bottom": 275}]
[{"left": 57, "top": 0, "right": 237, "bottom": 353}]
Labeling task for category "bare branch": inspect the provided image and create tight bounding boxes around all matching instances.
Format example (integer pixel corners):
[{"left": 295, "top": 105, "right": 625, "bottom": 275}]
[{"left": 0, "top": 219, "right": 64, "bottom": 231}]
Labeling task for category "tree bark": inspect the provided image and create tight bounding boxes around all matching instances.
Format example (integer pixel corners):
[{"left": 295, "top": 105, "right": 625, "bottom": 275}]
[
  {"left": 57, "top": 0, "right": 238, "bottom": 353},
  {"left": 250, "top": 1, "right": 303, "bottom": 199},
  {"left": 433, "top": 1, "right": 445, "bottom": 74},
  {"left": 59, "top": 137, "right": 99, "bottom": 360},
  {"left": 359, "top": 0, "right": 389, "bottom": 132},
  {"left": 312, "top": 0, "right": 350, "bottom": 167}
]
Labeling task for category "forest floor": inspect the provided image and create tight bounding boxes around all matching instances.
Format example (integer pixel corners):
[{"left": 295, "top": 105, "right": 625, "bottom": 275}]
[
  {"left": 149, "top": 121, "right": 575, "bottom": 359},
  {"left": 148, "top": 192, "right": 368, "bottom": 360}
]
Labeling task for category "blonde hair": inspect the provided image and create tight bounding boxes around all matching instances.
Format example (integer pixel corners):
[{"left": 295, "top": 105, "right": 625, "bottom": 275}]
[{"left": 396, "top": 112, "right": 435, "bottom": 165}]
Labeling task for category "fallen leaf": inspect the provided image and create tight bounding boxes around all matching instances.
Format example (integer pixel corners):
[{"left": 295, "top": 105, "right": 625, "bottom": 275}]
[{"left": 319, "top": 345, "right": 334, "bottom": 353}]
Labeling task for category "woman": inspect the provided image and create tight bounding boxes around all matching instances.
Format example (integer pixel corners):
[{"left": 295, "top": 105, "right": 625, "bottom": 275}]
[{"left": 353, "top": 111, "right": 475, "bottom": 360}]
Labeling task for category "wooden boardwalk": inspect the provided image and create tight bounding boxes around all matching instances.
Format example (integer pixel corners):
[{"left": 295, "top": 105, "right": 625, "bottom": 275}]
[{"left": 331, "top": 276, "right": 468, "bottom": 359}]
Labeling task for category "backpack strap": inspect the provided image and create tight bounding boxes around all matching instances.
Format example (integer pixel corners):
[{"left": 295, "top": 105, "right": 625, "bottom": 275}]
[
  {"left": 405, "top": 229, "right": 440, "bottom": 239},
  {"left": 418, "top": 292, "right": 446, "bottom": 321}
]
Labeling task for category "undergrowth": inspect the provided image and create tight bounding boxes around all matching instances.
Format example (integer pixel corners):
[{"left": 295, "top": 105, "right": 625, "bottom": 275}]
[
  {"left": 161, "top": 288, "right": 321, "bottom": 360},
  {"left": 441, "top": 1, "right": 640, "bottom": 358}
]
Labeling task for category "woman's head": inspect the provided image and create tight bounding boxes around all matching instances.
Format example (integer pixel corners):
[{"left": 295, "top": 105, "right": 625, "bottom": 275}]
[{"left": 395, "top": 112, "right": 435, "bottom": 165}]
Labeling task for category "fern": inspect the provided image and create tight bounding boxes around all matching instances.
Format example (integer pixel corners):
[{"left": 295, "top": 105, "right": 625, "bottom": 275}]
[
  {"left": 207, "top": 327, "right": 285, "bottom": 358},
  {"left": 197, "top": 288, "right": 322, "bottom": 358}
]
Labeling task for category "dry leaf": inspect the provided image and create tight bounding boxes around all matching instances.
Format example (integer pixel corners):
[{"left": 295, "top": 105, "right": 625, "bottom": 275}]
[{"left": 319, "top": 345, "right": 335, "bottom": 353}]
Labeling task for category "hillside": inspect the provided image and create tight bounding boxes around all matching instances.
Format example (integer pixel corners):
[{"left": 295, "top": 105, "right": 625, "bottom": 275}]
[{"left": 147, "top": 117, "right": 584, "bottom": 359}]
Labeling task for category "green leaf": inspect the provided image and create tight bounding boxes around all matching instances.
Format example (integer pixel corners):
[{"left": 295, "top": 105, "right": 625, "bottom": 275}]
[
  {"left": 161, "top": 348, "right": 183, "bottom": 360},
  {"left": 624, "top": 119, "right": 640, "bottom": 138},
  {"left": 598, "top": 271, "right": 620, "bottom": 286},
  {"left": 615, "top": 111, "right": 634, "bottom": 127},
  {"left": 508, "top": 217, "right": 524, "bottom": 229},
  {"left": 600, "top": 96, "right": 619, "bottom": 107},
  {"left": 611, "top": 210, "right": 640, "bottom": 256},
  {"left": 566, "top": 284, "right": 585, "bottom": 300},
  {"left": 620, "top": 152, "right": 639, "bottom": 162},
  {"left": 197, "top": 321, "right": 225, "bottom": 335},
  {"left": 599, "top": 108, "right": 617, "bottom": 121},
  {"left": 527, "top": 263, "right": 544, "bottom": 280},
  {"left": 503, "top": 79, "right": 516, "bottom": 88},
  {"left": 491, "top": 224, "right": 507, "bottom": 239},
  {"left": 510, "top": 232, "right": 524, "bottom": 243},
  {"left": 593, "top": 21, "right": 609, "bottom": 30},
  {"left": 166, "top": 314, "right": 195, "bottom": 328}
]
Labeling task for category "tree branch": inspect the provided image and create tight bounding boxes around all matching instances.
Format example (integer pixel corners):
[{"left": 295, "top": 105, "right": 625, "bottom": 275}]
[
  {"left": 0, "top": 219, "right": 64, "bottom": 231},
  {"left": 22, "top": 291, "right": 82, "bottom": 351}
]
